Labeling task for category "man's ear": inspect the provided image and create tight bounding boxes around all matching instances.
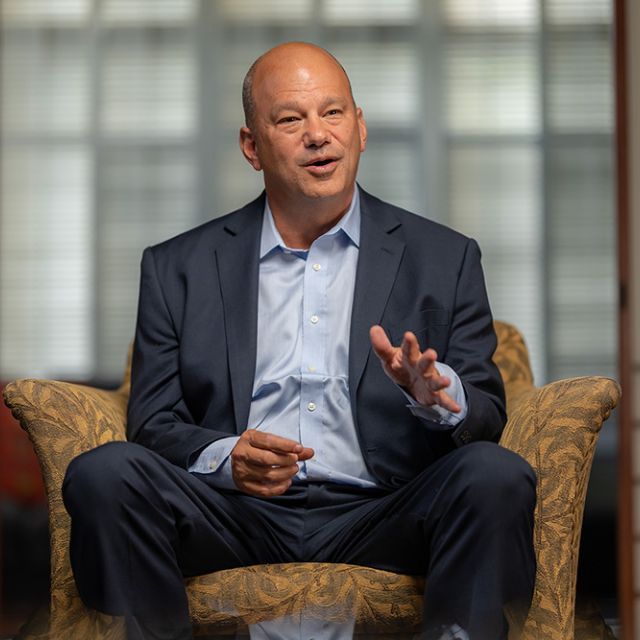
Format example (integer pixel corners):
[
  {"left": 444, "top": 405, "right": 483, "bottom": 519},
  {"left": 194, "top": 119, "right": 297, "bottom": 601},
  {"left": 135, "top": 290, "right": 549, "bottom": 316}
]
[
  {"left": 356, "top": 107, "right": 368, "bottom": 153},
  {"left": 239, "top": 127, "right": 262, "bottom": 171}
]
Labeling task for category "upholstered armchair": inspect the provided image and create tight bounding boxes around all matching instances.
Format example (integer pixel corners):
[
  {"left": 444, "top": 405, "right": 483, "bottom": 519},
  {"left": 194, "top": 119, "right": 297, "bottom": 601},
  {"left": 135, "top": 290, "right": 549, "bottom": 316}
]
[{"left": 3, "top": 321, "right": 620, "bottom": 639}]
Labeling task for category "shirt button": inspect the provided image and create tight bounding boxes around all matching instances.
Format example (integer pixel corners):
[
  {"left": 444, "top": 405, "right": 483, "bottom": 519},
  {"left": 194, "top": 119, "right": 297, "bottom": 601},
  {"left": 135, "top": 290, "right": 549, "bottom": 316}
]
[
  {"left": 310, "top": 314, "right": 319, "bottom": 324},
  {"left": 307, "top": 402, "right": 317, "bottom": 412},
  {"left": 308, "top": 365, "right": 316, "bottom": 372},
  {"left": 312, "top": 263, "right": 321, "bottom": 271}
]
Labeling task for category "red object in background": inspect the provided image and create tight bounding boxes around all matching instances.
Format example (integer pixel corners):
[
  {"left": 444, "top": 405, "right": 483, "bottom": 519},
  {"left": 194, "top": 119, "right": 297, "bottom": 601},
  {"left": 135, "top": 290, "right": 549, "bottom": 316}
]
[{"left": 0, "top": 385, "right": 46, "bottom": 506}]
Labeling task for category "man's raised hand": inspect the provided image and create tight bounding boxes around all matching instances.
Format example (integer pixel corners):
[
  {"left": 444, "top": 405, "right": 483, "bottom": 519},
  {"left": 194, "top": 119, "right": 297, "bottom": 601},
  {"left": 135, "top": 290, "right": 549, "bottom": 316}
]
[
  {"left": 231, "top": 430, "right": 314, "bottom": 497},
  {"left": 369, "top": 325, "right": 461, "bottom": 414}
]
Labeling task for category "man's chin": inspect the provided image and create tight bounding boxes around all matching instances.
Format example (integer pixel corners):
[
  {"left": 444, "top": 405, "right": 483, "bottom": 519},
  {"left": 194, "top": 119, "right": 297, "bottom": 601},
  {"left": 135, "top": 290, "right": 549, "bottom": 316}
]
[{"left": 299, "top": 178, "right": 353, "bottom": 202}]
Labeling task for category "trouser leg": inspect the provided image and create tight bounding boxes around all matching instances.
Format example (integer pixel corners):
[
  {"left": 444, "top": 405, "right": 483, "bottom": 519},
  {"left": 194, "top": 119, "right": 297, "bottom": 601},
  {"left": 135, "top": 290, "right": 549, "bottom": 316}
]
[
  {"left": 63, "top": 440, "right": 535, "bottom": 640},
  {"left": 62, "top": 441, "right": 301, "bottom": 640},
  {"left": 304, "top": 442, "right": 537, "bottom": 640}
]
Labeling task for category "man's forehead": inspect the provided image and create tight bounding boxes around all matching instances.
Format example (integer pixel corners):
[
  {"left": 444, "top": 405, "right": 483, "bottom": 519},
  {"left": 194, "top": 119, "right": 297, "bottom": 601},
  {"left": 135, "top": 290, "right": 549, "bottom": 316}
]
[
  {"left": 254, "top": 69, "right": 353, "bottom": 117},
  {"left": 252, "top": 46, "right": 350, "bottom": 93}
]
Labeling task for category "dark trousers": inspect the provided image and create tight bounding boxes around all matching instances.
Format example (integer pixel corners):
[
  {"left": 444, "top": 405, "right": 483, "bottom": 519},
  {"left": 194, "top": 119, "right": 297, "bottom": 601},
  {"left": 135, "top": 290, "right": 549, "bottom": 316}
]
[{"left": 62, "top": 440, "right": 536, "bottom": 640}]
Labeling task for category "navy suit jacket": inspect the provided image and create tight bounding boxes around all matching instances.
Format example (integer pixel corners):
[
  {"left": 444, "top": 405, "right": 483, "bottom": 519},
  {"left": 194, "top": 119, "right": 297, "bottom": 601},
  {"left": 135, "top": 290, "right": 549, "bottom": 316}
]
[{"left": 127, "top": 188, "right": 506, "bottom": 490}]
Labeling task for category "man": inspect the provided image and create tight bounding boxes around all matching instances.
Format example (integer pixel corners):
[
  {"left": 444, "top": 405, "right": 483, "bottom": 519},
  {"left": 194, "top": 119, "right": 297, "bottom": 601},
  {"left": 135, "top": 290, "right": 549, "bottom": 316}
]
[{"left": 63, "top": 42, "right": 536, "bottom": 640}]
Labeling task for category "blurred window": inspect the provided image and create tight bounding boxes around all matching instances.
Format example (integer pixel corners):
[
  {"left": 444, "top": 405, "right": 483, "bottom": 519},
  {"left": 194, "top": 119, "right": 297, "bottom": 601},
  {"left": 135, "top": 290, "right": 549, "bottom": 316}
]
[{"left": 0, "top": 0, "right": 615, "bottom": 386}]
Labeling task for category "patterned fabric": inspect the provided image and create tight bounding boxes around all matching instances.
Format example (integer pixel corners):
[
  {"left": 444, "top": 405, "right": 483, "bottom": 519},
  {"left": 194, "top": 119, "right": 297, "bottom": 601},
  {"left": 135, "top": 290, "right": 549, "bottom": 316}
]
[
  {"left": 188, "top": 563, "right": 424, "bottom": 635},
  {"left": 2, "top": 321, "right": 621, "bottom": 639}
]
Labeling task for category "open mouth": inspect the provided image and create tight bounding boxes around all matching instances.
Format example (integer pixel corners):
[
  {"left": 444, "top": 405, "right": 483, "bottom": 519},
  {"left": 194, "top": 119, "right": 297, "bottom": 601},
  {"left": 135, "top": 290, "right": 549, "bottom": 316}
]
[{"left": 305, "top": 158, "right": 336, "bottom": 167}]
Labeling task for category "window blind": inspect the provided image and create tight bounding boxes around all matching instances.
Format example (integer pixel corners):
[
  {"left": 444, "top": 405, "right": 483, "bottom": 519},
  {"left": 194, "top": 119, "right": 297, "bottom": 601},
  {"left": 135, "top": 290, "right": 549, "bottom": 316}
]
[
  {"left": 0, "top": 0, "right": 615, "bottom": 390},
  {"left": 545, "top": 0, "right": 615, "bottom": 381},
  {"left": 1, "top": 4, "right": 93, "bottom": 378},
  {"left": 443, "top": 0, "right": 614, "bottom": 383},
  {"left": 0, "top": 147, "right": 93, "bottom": 378}
]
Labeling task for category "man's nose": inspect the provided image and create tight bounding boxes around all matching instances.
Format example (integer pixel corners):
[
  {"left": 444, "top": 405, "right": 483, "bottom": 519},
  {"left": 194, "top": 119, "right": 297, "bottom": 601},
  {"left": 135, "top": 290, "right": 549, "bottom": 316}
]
[{"left": 302, "top": 115, "right": 330, "bottom": 147}]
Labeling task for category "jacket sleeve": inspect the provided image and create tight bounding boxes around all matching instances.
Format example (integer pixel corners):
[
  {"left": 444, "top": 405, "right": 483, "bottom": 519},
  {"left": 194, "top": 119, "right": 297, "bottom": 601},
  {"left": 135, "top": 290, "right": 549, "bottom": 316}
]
[
  {"left": 126, "top": 247, "right": 233, "bottom": 468},
  {"left": 444, "top": 238, "right": 507, "bottom": 447}
]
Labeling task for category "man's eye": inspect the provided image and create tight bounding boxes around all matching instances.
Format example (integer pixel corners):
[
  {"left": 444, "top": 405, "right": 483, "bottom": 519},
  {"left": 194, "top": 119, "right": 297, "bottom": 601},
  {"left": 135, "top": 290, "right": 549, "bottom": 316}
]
[
  {"left": 325, "top": 109, "right": 341, "bottom": 117},
  {"left": 278, "top": 116, "right": 299, "bottom": 124}
]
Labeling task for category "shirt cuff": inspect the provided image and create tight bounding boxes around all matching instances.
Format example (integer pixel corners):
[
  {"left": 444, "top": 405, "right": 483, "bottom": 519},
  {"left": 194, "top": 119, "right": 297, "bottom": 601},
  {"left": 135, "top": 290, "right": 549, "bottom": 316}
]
[
  {"left": 400, "top": 362, "right": 468, "bottom": 429},
  {"left": 188, "top": 436, "right": 239, "bottom": 490}
]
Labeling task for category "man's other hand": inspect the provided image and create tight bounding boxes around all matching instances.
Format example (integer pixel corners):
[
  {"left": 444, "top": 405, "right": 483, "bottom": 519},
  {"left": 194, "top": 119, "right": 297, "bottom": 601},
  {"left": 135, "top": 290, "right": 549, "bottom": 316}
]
[
  {"left": 369, "top": 325, "right": 461, "bottom": 414},
  {"left": 231, "top": 430, "right": 314, "bottom": 497}
]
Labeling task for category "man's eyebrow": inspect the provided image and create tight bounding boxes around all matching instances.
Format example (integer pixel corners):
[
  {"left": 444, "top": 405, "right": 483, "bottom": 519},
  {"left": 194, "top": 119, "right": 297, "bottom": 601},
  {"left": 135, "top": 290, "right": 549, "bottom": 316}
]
[
  {"left": 319, "top": 96, "right": 349, "bottom": 110},
  {"left": 270, "top": 101, "right": 302, "bottom": 117},
  {"left": 270, "top": 96, "right": 349, "bottom": 119}
]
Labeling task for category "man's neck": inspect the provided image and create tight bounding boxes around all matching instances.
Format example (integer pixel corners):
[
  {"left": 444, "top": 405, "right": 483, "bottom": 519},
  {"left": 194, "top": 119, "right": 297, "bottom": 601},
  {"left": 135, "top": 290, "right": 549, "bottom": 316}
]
[{"left": 267, "top": 189, "right": 355, "bottom": 250}]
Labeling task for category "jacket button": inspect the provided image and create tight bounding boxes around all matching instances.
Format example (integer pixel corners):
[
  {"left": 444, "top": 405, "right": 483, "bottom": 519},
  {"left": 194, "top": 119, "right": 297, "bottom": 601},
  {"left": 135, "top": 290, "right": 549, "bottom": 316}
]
[{"left": 460, "top": 430, "right": 472, "bottom": 444}]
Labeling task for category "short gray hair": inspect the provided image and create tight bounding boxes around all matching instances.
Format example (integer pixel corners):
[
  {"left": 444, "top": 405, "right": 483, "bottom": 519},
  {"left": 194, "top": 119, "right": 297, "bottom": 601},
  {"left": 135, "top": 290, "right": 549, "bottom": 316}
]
[{"left": 242, "top": 57, "right": 260, "bottom": 129}]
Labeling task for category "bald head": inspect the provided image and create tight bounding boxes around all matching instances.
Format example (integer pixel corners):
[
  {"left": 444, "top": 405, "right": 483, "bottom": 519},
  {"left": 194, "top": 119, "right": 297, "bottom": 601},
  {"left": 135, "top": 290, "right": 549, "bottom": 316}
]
[{"left": 242, "top": 42, "right": 355, "bottom": 129}]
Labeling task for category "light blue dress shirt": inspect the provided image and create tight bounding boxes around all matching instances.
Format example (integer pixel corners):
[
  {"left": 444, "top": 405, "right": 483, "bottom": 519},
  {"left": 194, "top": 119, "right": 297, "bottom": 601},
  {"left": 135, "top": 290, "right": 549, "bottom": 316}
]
[{"left": 188, "top": 188, "right": 467, "bottom": 488}]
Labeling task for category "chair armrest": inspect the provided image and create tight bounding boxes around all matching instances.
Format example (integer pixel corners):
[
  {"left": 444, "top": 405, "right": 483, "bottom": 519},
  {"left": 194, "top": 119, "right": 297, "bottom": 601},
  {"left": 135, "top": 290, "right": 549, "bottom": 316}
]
[
  {"left": 2, "top": 379, "right": 128, "bottom": 625},
  {"left": 499, "top": 376, "right": 620, "bottom": 640},
  {"left": 3, "top": 378, "right": 128, "bottom": 481}
]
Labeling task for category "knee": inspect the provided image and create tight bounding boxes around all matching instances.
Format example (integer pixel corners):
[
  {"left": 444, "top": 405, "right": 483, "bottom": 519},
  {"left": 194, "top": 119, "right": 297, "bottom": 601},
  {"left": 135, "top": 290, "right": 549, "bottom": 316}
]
[
  {"left": 63, "top": 441, "right": 151, "bottom": 516},
  {"left": 453, "top": 442, "right": 536, "bottom": 516}
]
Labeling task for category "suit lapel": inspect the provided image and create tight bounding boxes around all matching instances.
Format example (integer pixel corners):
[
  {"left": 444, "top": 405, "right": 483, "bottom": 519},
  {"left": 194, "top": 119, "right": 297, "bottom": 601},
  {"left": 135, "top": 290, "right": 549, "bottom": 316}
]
[
  {"left": 349, "top": 191, "right": 405, "bottom": 411},
  {"left": 215, "top": 197, "right": 264, "bottom": 432}
]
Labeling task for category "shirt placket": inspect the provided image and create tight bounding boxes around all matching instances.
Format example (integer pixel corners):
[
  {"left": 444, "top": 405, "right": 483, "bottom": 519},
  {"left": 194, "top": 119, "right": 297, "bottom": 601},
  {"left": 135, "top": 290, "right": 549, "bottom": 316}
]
[{"left": 298, "top": 238, "right": 330, "bottom": 480}]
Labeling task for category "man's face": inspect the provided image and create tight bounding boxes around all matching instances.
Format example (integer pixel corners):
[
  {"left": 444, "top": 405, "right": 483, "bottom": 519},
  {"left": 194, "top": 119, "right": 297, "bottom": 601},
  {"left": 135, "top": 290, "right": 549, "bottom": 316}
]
[{"left": 240, "top": 46, "right": 367, "bottom": 209}]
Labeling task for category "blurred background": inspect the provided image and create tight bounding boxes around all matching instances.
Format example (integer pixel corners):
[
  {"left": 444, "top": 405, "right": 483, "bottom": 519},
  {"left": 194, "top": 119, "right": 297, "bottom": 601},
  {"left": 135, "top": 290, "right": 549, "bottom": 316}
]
[{"left": 0, "top": 0, "right": 619, "bottom": 636}]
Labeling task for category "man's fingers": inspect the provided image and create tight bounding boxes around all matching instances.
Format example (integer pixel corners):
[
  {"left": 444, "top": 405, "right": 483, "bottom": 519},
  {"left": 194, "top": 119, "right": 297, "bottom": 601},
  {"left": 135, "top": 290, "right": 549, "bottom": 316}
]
[
  {"left": 433, "top": 391, "right": 462, "bottom": 414},
  {"left": 242, "top": 463, "right": 299, "bottom": 483},
  {"left": 243, "top": 447, "right": 314, "bottom": 468},
  {"left": 241, "top": 448, "right": 299, "bottom": 468},
  {"left": 233, "top": 430, "right": 315, "bottom": 474},
  {"left": 370, "top": 326, "right": 458, "bottom": 415},
  {"left": 232, "top": 453, "right": 300, "bottom": 498},
  {"left": 232, "top": 429, "right": 315, "bottom": 499},
  {"left": 427, "top": 375, "right": 451, "bottom": 392},
  {"left": 245, "top": 431, "right": 314, "bottom": 460},
  {"left": 401, "top": 332, "right": 422, "bottom": 364},
  {"left": 246, "top": 429, "right": 304, "bottom": 454},
  {"left": 297, "top": 446, "right": 315, "bottom": 461},
  {"left": 417, "top": 348, "right": 438, "bottom": 372},
  {"left": 369, "top": 325, "right": 395, "bottom": 361},
  {"left": 234, "top": 468, "right": 295, "bottom": 498},
  {"left": 241, "top": 479, "right": 293, "bottom": 498}
]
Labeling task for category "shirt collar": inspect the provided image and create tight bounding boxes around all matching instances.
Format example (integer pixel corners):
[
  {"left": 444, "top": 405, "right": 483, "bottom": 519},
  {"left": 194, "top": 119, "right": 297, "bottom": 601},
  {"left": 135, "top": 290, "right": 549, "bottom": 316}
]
[{"left": 260, "top": 186, "right": 361, "bottom": 259}]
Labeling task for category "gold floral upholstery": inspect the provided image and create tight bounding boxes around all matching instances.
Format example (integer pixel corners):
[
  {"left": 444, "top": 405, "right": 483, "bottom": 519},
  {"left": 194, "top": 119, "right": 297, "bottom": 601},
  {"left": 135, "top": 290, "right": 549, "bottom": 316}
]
[
  {"left": 188, "top": 562, "right": 424, "bottom": 636},
  {"left": 3, "top": 321, "right": 621, "bottom": 639},
  {"left": 492, "top": 321, "right": 535, "bottom": 413}
]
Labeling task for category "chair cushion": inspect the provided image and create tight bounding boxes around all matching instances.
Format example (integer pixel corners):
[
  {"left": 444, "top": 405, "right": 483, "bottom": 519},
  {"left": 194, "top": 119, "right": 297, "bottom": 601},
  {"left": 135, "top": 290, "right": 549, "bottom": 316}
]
[{"left": 186, "top": 562, "right": 424, "bottom": 634}]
